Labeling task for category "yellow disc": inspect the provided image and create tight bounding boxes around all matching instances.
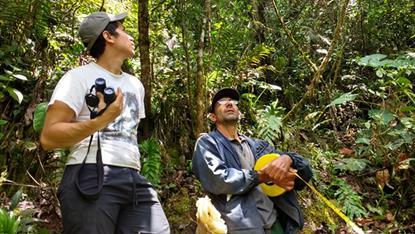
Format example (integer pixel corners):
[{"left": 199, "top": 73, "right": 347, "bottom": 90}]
[{"left": 254, "top": 153, "right": 286, "bottom": 197}]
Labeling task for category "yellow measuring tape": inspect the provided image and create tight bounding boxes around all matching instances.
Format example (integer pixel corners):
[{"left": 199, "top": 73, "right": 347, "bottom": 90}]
[{"left": 255, "top": 153, "right": 365, "bottom": 234}]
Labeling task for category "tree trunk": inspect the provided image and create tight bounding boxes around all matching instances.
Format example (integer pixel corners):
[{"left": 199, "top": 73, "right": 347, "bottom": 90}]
[
  {"left": 178, "top": 0, "right": 193, "bottom": 118},
  {"left": 250, "top": 0, "right": 273, "bottom": 81},
  {"left": 138, "top": 0, "right": 152, "bottom": 139},
  {"left": 194, "top": 0, "right": 210, "bottom": 137},
  {"left": 249, "top": 0, "right": 266, "bottom": 43}
]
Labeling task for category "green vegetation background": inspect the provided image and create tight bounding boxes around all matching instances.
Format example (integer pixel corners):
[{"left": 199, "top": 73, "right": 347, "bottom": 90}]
[{"left": 0, "top": 0, "right": 414, "bottom": 233}]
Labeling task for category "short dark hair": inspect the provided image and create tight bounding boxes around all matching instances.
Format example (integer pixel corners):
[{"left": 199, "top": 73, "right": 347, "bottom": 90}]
[{"left": 87, "top": 21, "right": 120, "bottom": 59}]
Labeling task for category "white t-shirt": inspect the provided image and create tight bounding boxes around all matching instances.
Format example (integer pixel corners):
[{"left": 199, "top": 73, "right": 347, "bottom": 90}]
[{"left": 49, "top": 62, "right": 145, "bottom": 170}]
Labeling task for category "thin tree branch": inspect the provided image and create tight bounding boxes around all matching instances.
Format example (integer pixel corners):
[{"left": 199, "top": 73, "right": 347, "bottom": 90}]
[
  {"left": 2, "top": 180, "right": 54, "bottom": 190},
  {"left": 99, "top": 0, "right": 105, "bottom": 11},
  {"left": 271, "top": 0, "right": 318, "bottom": 73},
  {"left": 283, "top": 0, "right": 350, "bottom": 122},
  {"left": 150, "top": 0, "right": 169, "bottom": 14}
]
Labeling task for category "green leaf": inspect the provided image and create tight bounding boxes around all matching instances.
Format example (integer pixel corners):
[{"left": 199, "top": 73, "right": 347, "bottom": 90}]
[
  {"left": 400, "top": 117, "right": 415, "bottom": 129},
  {"left": 398, "top": 158, "right": 415, "bottom": 170},
  {"left": 366, "top": 204, "right": 384, "bottom": 215},
  {"left": 0, "top": 75, "right": 11, "bottom": 81},
  {"left": 334, "top": 158, "right": 370, "bottom": 172},
  {"left": 23, "top": 141, "right": 37, "bottom": 151},
  {"left": 400, "top": 106, "right": 415, "bottom": 113},
  {"left": 327, "top": 92, "right": 358, "bottom": 107},
  {"left": 0, "top": 209, "right": 20, "bottom": 233},
  {"left": 356, "top": 137, "right": 370, "bottom": 145},
  {"left": 368, "top": 109, "right": 394, "bottom": 125},
  {"left": 33, "top": 102, "right": 48, "bottom": 133},
  {"left": 305, "top": 111, "right": 321, "bottom": 121},
  {"left": 385, "top": 140, "right": 404, "bottom": 151},
  {"left": 0, "top": 120, "right": 7, "bottom": 126},
  {"left": 256, "top": 101, "right": 285, "bottom": 144},
  {"left": 375, "top": 69, "right": 384, "bottom": 77},
  {"left": 12, "top": 74, "right": 27, "bottom": 81},
  {"left": 396, "top": 76, "right": 411, "bottom": 87},
  {"left": 6, "top": 87, "right": 23, "bottom": 103},
  {"left": 139, "top": 138, "right": 162, "bottom": 186},
  {"left": 357, "top": 54, "right": 387, "bottom": 67},
  {"left": 10, "top": 189, "right": 22, "bottom": 210},
  {"left": 331, "top": 179, "right": 367, "bottom": 219},
  {"left": 357, "top": 54, "right": 415, "bottom": 68}
]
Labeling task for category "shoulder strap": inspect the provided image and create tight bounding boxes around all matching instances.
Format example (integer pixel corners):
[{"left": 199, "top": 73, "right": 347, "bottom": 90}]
[{"left": 75, "top": 132, "right": 104, "bottom": 200}]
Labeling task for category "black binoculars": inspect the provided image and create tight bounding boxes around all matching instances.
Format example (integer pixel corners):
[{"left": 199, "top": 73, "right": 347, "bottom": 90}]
[{"left": 85, "top": 78, "right": 116, "bottom": 118}]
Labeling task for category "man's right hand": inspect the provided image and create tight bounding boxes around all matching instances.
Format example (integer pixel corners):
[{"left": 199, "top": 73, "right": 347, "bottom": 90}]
[
  {"left": 96, "top": 88, "right": 124, "bottom": 125},
  {"left": 258, "top": 168, "right": 297, "bottom": 191},
  {"left": 273, "top": 168, "right": 297, "bottom": 191},
  {"left": 258, "top": 155, "right": 297, "bottom": 191}
]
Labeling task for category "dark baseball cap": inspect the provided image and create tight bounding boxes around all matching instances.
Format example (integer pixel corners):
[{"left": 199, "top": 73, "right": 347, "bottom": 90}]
[
  {"left": 78, "top": 12, "right": 127, "bottom": 51},
  {"left": 209, "top": 88, "right": 240, "bottom": 113}
]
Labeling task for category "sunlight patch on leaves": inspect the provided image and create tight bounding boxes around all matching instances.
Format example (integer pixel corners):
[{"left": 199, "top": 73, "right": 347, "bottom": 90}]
[
  {"left": 12, "top": 74, "right": 27, "bottom": 81},
  {"left": 357, "top": 54, "right": 415, "bottom": 68},
  {"left": 333, "top": 158, "right": 370, "bottom": 173},
  {"left": 6, "top": 87, "right": 23, "bottom": 104},
  {"left": 327, "top": 92, "right": 358, "bottom": 107},
  {"left": 368, "top": 109, "right": 394, "bottom": 125}
]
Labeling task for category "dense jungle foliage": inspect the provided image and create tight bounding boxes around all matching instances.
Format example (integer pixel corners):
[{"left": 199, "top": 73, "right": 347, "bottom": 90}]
[{"left": 0, "top": 0, "right": 414, "bottom": 233}]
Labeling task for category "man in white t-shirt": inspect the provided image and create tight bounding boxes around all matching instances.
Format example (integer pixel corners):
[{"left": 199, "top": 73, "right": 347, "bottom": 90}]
[{"left": 40, "top": 12, "right": 170, "bottom": 234}]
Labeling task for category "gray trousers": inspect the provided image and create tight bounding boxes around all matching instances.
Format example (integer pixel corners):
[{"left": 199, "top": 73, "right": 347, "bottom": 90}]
[{"left": 58, "top": 164, "right": 170, "bottom": 234}]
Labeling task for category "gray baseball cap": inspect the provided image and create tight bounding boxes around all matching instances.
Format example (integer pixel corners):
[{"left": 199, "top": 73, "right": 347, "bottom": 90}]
[{"left": 78, "top": 12, "right": 127, "bottom": 51}]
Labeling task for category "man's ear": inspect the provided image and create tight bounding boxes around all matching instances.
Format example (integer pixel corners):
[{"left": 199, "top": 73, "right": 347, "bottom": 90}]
[
  {"left": 208, "top": 113, "right": 217, "bottom": 122},
  {"left": 102, "top": 31, "right": 114, "bottom": 43}
]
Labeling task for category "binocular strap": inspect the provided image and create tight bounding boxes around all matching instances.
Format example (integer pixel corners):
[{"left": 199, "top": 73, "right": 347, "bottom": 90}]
[{"left": 75, "top": 132, "right": 104, "bottom": 201}]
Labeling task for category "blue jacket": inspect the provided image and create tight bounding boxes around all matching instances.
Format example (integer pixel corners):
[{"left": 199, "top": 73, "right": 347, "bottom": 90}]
[{"left": 192, "top": 130, "right": 313, "bottom": 234}]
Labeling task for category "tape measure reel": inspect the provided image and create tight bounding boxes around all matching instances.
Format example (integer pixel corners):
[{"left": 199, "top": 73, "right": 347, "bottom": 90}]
[{"left": 254, "top": 153, "right": 286, "bottom": 197}]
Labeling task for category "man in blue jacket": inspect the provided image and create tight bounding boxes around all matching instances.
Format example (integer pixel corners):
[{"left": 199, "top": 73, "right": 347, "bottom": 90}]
[{"left": 192, "top": 88, "right": 313, "bottom": 234}]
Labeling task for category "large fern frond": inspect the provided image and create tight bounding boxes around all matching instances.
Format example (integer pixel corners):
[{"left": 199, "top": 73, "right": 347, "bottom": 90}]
[
  {"left": 140, "top": 138, "right": 162, "bottom": 186},
  {"left": 255, "top": 100, "right": 285, "bottom": 146}
]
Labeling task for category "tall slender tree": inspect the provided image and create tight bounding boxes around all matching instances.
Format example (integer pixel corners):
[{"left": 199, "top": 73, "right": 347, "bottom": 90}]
[
  {"left": 194, "top": 0, "right": 211, "bottom": 137},
  {"left": 138, "top": 0, "right": 152, "bottom": 138}
]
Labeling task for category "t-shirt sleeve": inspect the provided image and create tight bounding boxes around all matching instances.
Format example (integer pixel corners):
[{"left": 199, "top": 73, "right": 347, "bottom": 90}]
[
  {"left": 138, "top": 81, "right": 145, "bottom": 119},
  {"left": 48, "top": 72, "right": 86, "bottom": 117}
]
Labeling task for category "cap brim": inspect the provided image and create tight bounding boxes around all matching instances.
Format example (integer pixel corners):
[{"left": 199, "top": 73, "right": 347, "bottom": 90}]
[{"left": 109, "top": 13, "right": 127, "bottom": 22}]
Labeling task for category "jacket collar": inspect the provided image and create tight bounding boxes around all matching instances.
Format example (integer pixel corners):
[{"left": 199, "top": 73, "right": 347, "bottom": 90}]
[
  {"left": 210, "top": 129, "right": 258, "bottom": 167},
  {"left": 211, "top": 129, "right": 238, "bottom": 156}
]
